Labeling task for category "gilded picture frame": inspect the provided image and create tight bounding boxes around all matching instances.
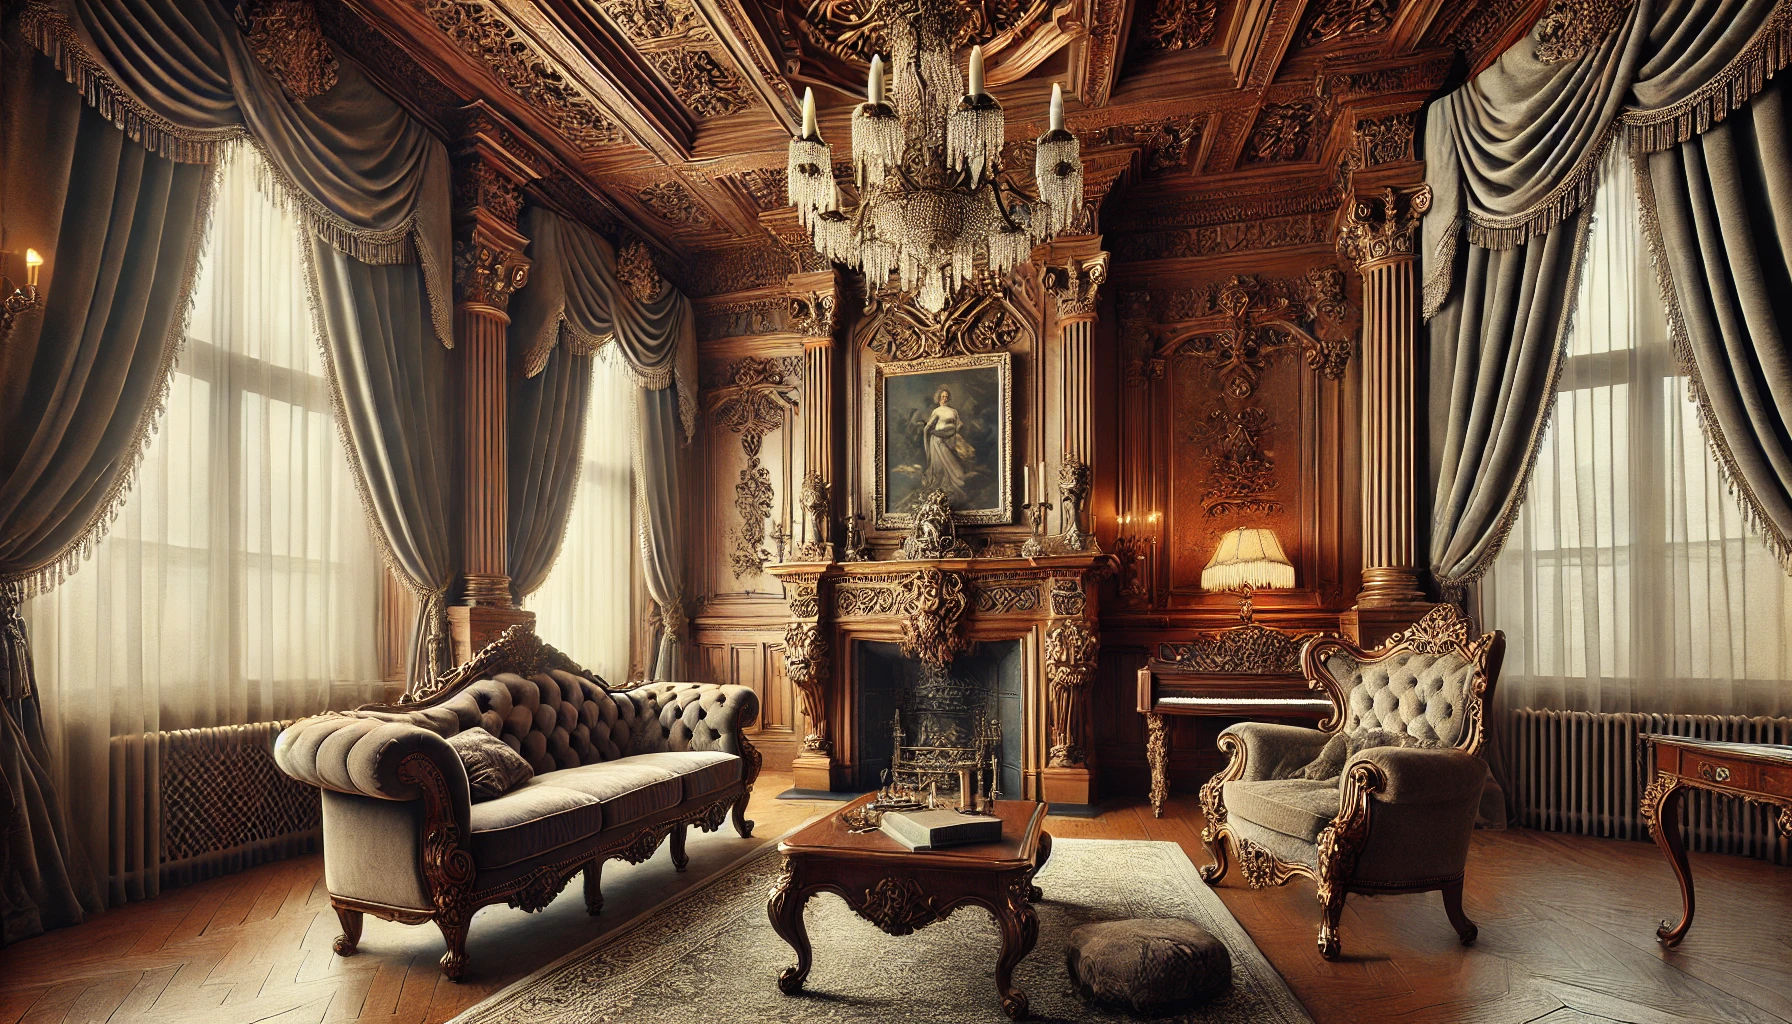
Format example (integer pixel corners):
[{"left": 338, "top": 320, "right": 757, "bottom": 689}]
[{"left": 873, "top": 352, "right": 1013, "bottom": 529}]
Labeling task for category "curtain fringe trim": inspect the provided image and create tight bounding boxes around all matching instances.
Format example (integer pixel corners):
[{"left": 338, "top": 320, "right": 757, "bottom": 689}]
[
  {"left": 20, "top": 5, "right": 433, "bottom": 291},
  {"left": 1466, "top": 127, "right": 1617, "bottom": 251},
  {"left": 539, "top": 315, "right": 696, "bottom": 441},
  {"left": 1622, "top": 3, "right": 1792, "bottom": 154},
  {"left": 1632, "top": 153, "right": 1792, "bottom": 573},
  {"left": 0, "top": 164, "right": 221, "bottom": 608},
  {"left": 1423, "top": 211, "right": 1464, "bottom": 321},
  {"left": 1437, "top": 203, "right": 1596, "bottom": 594}
]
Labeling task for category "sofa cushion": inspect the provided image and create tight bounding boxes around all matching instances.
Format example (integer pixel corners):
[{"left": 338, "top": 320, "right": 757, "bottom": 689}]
[
  {"left": 1223, "top": 778, "right": 1340, "bottom": 843},
  {"left": 467, "top": 782, "right": 603, "bottom": 869},
  {"left": 448, "top": 728, "right": 535, "bottom": 802},
  {"left": 613, "top": 750, "right": 742, "bottom": 801},
  {"left": 532, "top": 761, "right": 685, "bottom": 830}
]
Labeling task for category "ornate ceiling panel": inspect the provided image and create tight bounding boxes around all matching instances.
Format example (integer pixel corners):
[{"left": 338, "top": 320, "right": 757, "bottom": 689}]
[{"left": 327, "top": 0, "right": 1546, "bottom": 285}]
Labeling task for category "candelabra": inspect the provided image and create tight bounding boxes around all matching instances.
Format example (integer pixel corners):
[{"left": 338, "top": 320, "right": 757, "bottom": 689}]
[
  {"left": 1113, "top": 511, "right": 1160, "bottom": 602},
  {"left": 1020, "top": 497, "right": 1051, "bottom": 558},
  {"left": 0, "top": 248, "right": 44, "bottom": 339},
  {"left": 843, "top": 510, "right": 871, "bottom": 562}
]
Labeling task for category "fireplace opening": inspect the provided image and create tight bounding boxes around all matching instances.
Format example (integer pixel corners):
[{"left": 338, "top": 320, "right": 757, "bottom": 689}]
[{"left": 852, "top": 639, "right": 1023, "bottom": 797}]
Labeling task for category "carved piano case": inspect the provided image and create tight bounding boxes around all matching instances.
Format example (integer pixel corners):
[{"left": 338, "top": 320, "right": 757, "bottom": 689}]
[{"left": 1136, "top": 622, "right": 1331, "bottom": 817}]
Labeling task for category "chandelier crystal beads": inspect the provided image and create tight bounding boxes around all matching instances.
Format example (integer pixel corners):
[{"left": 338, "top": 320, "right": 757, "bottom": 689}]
[{"left": 785, "top": 0, "right": 1083, "bottom": 313}]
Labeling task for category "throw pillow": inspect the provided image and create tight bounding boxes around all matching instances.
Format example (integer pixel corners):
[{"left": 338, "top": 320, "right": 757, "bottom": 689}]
[
  {"left": 1296, "top": 733, "right": 1348, "bottom": 780},
  {"left": 1297, "top": 729, "right": 1442, "bottom": 782},
  {"left": 448, "top": 728, "right": 535, "bottom": 802}
]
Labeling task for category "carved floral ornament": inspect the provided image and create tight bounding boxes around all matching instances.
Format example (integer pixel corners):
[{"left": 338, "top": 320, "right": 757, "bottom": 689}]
[
  {"left": 862, "top": 274, "right": 1029, "bottom": 361},
  {"left": 1040, "top": 252, "right": 1108, "bottom": 319},
  {"left": 1045, "top": 618, "right": 1099, "bottom": 767},
  {"left": 707, "top": 356, "right": 799, "bottom": 578},
  {"left": 1303, "top": 0, "right": 1397, "bottom": 46},
  {"left": 1532, "top": 0, "right": 1636, "bottom": 64},
  {"left": 789, "top": 291, "right": 836, "bottom": 338},
  {"left": 1157, "top": 271, "right": 1354, "bottom": 398},
  {"left": 234, "top": 0, "right": 338, "bottom": 100},
  {"left": 1140, "top": 0, "right": 1220, "bottom": 52},
  {"left": 615, "top": 233, "right": 664, "bottom": 302},
  {"left": 452, "top": 240, "right": 531, "bottom": 311}
]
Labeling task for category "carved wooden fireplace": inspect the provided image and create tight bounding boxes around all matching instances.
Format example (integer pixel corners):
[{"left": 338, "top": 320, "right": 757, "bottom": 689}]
[{"left": 767, "top": 552, "right": 1112, "bottom": 807}]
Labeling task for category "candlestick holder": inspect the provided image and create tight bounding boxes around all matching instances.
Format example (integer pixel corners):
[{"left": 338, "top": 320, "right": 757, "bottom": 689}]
[
  {"left": 1020, "top": 499, "right": 1052, "bottom": 558},
  {"left": 843, "top": 511, "right": 871, "bottom": 562}
]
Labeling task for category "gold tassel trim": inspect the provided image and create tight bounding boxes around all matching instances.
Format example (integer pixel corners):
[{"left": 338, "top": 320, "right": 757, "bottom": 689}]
[
  {"left": 1632, "top": 152, "right": 1792, "bottom": 573},
  {"left": 1465, "top": 126, "right": 1618, "bottom": 251},
  {"left": 1622, "top": 2, "right": 1792, "bottom": 154},
  {"left": 1423, "top": 211, "right": 1464, "bottom": 321}
]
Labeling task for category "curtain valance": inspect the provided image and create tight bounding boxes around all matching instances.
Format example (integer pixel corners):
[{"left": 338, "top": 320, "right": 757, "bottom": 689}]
[
  {"left": 1424, "top": 0, "right": 1792, "bottom": 314},
  {"left": 511, "top": 207, "right": 698, "bottom": 439},
  {"left": 18, "top": 0, "right": 452, "bottom": 345}
]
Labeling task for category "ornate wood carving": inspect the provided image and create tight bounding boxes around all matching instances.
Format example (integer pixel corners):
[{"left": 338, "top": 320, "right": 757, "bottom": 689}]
[
  {"left": 898, "top": 490, "right": 971, "bottom": 560},
  {"left": 406, "top": 0, "right": 621, "bottom": 150},
  {"left": 1314, "top": 759, "right": 1385, "bottom": 959},
  {"left": 793, "top": 472, "right": 834, "bottom": 561},
  {"left": 1532, "top": 0, "right": 1633, "bottom": 64},
  {"left": 396, "top": 753, "right": 478, "bottom": 979},
  {"left": 707, "top": 356, "right": 799, "bottom": 579},
  {"left": 779, "top": 572, "right": 832, "bottom": 753},
  {"left": 1156, "top": 622, "right": 1317, "bottom": 675},
  {"left": 863, "top": 276, "right": 1028, "bottom": 361},
  {"left": 638, "top": 180, "right": 712, "bottom": 225},
  {"left": 1196, "top": 731, "right": 1245, "bottom": 880},
  {"left": 1194, "top": 406, "right": 1279, "bottom": 516},
  {"left": 1242, "top": 102, "right": 1318, "bottom": 164},
  {"left": 1353, "top": 112, "right": 1417, "bottom": 168},
  {"left": 1044, "top": 618, "right": 1098, "bottom": 767},
  {"left": 1139, "top": 0, "right": 1220, "bottom": 51},
  {"left": 1303, "top": 0, "right": 1398, "bottom": 45},
  {"left": 615, "top": 232, "right": 665, "bottom": 302},
  {"left": 698, "top": 297, "right": 787, "bottom": 339},
  {"left": 649, "top": 48, "right": 750, "bottom": 117},
  {"left": 1160, "top": 271, "right": 1353, "bottom": 396},
  {"left": 1336, "top": 185, "right": 1432, "bottom": 269},
  {"left": 1040, "top": 252, "right": 1108, "bottom": 320},
  {"left": 789, "top": 291, "right": 836, "bottom": 337},
  {"left": 234, "top": 0, "right": 338, "bottom": 100},
  {"left": 858, "top": 876, "right": 946, "bottom": 934},
  {"left": 1113, "top": 212, "right": 1335, "bottom": 263},
  {"left": 896, "top": 567, "right": 971, "bottom": 668}
]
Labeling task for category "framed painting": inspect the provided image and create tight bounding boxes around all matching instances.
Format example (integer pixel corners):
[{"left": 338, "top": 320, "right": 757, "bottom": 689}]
[{"left": 873, "top": 352, "right": 1013, "bottom": 528}]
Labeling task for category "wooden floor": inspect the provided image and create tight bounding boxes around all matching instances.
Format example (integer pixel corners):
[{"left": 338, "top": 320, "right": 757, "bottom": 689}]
[{"left": 2, "top": 773, "right": 1788, "bottom": 1024}]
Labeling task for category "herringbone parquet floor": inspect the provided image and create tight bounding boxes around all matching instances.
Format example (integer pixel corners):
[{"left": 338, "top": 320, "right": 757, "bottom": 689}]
[{"left": 2, "top": 772, "right": 1788, "bottom": 1024}]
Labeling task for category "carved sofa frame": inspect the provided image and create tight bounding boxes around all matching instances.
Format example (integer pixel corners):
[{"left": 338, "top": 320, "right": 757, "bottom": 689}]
[
  {"left": 274, "top": 627, "right": 762, "bottom": 980},
  {"left": 1197, "top": 606, "right": 1505, "bottom": 960}
]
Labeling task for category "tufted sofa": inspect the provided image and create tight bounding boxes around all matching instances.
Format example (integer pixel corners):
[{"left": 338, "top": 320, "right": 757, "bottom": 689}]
[
  {"left": 273, "top": 627, "right": 761, "bottom": 980},
  {"left": 1197, "top": 605, "right": 1504, "bottom": 960}
]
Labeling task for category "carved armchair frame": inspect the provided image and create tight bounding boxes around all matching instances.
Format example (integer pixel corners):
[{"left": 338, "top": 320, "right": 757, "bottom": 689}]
[
  {"left": 331, "top": 627, "right": 763, "bottom": 980},
  {"left": 1196, "top": 606, "right": 1504, "bottom": 960}
]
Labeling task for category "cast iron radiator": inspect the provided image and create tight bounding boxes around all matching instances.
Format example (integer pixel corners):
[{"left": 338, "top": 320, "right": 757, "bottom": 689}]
[
  {"left": 112, "top": 719, "right": 321, "bottom": 889},
  {"left": 1504, "top": 709, "right": 1792, "bottom": 865}
]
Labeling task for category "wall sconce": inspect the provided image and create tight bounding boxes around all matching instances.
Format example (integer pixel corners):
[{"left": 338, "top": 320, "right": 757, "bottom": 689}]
[
  {"left": 2, "top": 248, "right": 45, "bottom": 337},
  {"left": 1201, "top": 526, "right": 1293, "bottom": 623},
  {"left": 1114, "top": 510, "right": 1160, "bottom": 602}
]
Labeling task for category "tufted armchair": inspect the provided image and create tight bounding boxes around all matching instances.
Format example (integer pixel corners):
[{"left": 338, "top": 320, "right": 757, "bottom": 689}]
[
  {"left": 274, "top": 627, "right": 761, "bottom": 980},
  {"left": 1198, "top": 606, "right": 1504, "bottom": 960}
]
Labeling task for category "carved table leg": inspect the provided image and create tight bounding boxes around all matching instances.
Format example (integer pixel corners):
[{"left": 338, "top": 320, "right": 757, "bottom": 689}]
[
  {"left": 1441, "top": 878, "right": 1477, "bottom": 946},
  {"left": 583, "top": 860, "right": 604, "bottom": 916},
  {"left": 768, "top": 862, "right": 812, "bottom": 994},
  {"left": 995, "top": 878, "right": 1040, "bottom": 1020},
  {"left": 1146, "top": 713, "right": 1169, "bottom": 818},
  {"left": 671, "top": 823, "right": 690, "bottom": 872},
  {"left": 1027, "top": 831, "right": 1053, "bottom": 902},
  {"left": 1643, "top": 776, "right": 1694, "bottom": 947},
  {"left": 1317, "top": 889, "right": 1346, "bottom": 962},
  {"left": 332, "top": 905, "right": 363, "bottom": 956},
  {"left": 436, "top": 912, "right": 470, "bottom": 981}
]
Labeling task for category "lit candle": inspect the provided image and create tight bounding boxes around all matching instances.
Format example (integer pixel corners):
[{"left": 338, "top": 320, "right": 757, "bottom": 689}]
[
  {"left": 968, "top": 45, "right": 985, "bottom": 97},
  {"left": 1049, "top": 82, "right": 1064, "bottom": 132},
  {"left": 24, "top": 248, "right": 42, "bottom": 289},
  {"left": 801, "top": 87, "right": 819, "bottom": 139},
  {"left": 868, "top": 55, "right": 884, "bottom": 105}
]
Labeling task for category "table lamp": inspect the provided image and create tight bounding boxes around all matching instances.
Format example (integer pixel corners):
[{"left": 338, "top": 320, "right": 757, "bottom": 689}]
[{"left": 1201, "top": 527, "right": 1293, "bottom": 623}]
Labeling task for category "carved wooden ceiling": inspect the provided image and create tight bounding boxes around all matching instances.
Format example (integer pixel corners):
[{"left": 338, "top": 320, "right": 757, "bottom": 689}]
[{"left": 317, "top": 0, "right": 1546, "bottom": 295}]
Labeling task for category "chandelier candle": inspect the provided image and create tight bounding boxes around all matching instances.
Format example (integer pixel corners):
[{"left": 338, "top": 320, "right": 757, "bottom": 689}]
[{"left": 784, "top": 0, "right": 1083, "bottom": 313}]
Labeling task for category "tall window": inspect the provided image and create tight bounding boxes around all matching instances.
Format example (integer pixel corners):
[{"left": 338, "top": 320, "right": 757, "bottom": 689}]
[
  {"left": 25, "top": 147, "right": 384, "bottom": 899},
  {"left": 1485, "top": 146, "right": 1792, "bottom": 716},
  {"left": 525, "top": 349, "right": 638, "bottom": 684}
]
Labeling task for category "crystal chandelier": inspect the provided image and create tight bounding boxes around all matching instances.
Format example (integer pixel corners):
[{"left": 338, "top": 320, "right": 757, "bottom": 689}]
[{"left": 785, "top": 0, "right": 1083, "bottom": 314}]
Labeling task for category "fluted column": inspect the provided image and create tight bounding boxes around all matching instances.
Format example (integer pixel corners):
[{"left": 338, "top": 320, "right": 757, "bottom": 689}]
[
  {"left": 1338, "top": 184, "right": 1432, "bottom": 636},
  {"left": 447, "top": 121, "right": 537, "bottom": 660},
  {"left": 1041, "top": 240, "right": 1108, "bottom": 549},
  {"left": 789, "top": 270, "right": 839, "bottom": 561}
]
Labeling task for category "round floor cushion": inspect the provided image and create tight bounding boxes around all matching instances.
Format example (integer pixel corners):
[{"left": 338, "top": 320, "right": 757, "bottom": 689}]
[{"left": 1065, "top": 918, "right": 1232, "bottom": 1015}]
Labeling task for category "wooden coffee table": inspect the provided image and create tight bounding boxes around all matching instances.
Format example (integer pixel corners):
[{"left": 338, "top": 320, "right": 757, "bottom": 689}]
[{"left": 768, "top": 794, "right": 1053, "bottom": 1019}]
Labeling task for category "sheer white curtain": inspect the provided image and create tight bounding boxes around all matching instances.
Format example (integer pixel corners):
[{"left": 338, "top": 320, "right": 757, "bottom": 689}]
[
  {"left": 24, "top": 147, "right": 384, "bottom": 903},
  {"left": 525, "top": 349, "right": 637, "bottom": 685},
  {"left": 1484, "top": 145, "right": 1792, "bottom": 717}
]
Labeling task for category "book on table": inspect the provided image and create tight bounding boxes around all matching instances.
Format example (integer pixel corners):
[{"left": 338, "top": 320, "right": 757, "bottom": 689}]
[{"left": 878, "top": 808, "right": 1004, "bottom": 851}]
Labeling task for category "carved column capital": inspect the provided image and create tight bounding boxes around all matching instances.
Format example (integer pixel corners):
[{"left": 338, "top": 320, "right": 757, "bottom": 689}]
[
  {"left": 1336, "top": 184, "right": 1431, "bottom": 270},
  {"left": 450, "top": 126, "right": 538, "bottom": 316},
  {"left": 1040, "top": 250, "right": 1110, "bottom": 320}
]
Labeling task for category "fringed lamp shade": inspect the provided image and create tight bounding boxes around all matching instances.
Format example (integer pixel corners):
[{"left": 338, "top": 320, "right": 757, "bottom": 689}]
[{"left": 1201, "top": 527, "right": 1295, "bottom": 592}]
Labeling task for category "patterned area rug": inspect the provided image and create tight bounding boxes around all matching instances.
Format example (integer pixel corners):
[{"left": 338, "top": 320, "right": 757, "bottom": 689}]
[{"left": 451, "top": 838, "right": 1313, "bottom": 1024}]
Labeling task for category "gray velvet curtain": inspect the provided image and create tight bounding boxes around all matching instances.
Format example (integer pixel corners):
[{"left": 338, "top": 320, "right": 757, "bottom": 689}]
[
  {"left": 509, "top": 208, "right": 699, "bottom": 679},
  {"left": 18, "top": 0, "right": 453, "bottom": 344},
  {"left": 1423, "top": 0, "right": 1792, "bottom": 587},
  {"left": 508, "top": 345, "right": 593, "bottom": 602},
  {"left": 1641, "top": 76, "right": 1792, "bottom": 568},
  {"left": 0, "top": 36, "right": 198, "bottom": 944},
  {"left": 308, "top": 246, "right": 457, "bottom": 683}
]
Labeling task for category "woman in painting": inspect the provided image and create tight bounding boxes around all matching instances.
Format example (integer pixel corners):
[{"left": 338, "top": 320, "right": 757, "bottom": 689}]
[{"left": 920, "top": 385, "right": 976, "bottom": 505}]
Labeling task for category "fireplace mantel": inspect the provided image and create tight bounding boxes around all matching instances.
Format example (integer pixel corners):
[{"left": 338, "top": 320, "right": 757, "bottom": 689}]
[{"left": 767, "top": 553, "right": 1115, "bottom": 807}]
